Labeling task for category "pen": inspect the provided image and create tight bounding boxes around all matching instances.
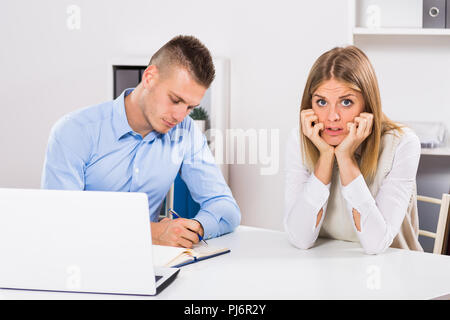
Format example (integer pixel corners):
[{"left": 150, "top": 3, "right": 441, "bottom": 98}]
[{"left": 168, "top": 208, "right": 208, "bottom": 246}]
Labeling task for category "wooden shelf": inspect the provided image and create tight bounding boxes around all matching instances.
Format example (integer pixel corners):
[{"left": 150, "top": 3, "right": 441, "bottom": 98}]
[{"left": 353, "top": 27, "right": 450, "bottom": 36}]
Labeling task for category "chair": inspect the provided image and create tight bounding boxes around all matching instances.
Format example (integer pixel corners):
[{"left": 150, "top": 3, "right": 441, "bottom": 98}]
[{"left": 417, "top": 193, "right": 450, "bottom": 254}]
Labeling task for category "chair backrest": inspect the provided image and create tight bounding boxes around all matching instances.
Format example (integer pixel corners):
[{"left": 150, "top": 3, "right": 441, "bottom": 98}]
[{"left": 417, "top": 193, "right": 450, "bottom": 254}]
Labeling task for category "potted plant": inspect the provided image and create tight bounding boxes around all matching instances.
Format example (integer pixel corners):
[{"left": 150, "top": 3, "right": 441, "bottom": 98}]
[{"left": 189, "top": 106, "right": 209, "bottom": 133}]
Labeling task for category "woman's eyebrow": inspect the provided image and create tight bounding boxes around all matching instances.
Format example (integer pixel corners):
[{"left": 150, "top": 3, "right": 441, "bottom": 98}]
[
  {"left": 339, "top": 93, "right": 356, "bottom": 99},
  {"left": 312, "top": 93, "right": 357, "bottom": 99}
]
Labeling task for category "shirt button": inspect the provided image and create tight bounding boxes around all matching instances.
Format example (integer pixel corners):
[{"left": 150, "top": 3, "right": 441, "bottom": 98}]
[{"left": 135, "top": 168, "right": 139, "bottom": 174}]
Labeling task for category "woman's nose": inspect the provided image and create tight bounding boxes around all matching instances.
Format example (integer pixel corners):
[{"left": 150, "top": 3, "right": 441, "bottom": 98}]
[{"left": 327, "top": 105, "right": 340, "bottom": 121}]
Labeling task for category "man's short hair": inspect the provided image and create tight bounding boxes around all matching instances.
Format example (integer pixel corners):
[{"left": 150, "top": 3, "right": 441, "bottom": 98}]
[{"left": 149, "top": 35, "right": 215, "bottom": 88}]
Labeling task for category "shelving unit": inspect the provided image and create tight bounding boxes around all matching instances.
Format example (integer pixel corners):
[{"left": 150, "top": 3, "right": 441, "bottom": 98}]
[
  {"left": 420, "top": 147, "right": 450, "bottom": 157},
  {"left": 348, "top": 0, "right": 450, "bottom": 40},
  {"left": 353, "top": 27, "right": 450, "bottom": 36},
  {"left": 347, "top": 0, "right": 450, "bottom": 157}
]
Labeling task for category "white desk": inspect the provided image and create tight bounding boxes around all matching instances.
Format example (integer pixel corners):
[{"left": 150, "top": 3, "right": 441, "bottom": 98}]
[{"left": 1, "top": 226, "right": 449, "bottom": 300}]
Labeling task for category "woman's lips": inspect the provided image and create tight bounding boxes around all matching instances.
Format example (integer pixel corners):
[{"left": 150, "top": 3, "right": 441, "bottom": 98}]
[{"left": 325, "top": 127, "right": 343, "bottom": 136}]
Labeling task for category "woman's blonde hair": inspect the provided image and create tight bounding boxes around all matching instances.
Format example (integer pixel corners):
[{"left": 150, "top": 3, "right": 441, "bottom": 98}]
[{"left": 299, "top": 46, "right": 402, "bottom": 182}]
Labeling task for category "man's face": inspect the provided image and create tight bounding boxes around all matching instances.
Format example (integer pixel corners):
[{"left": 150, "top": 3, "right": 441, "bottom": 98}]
[{"left": 140, "top": 66, "right": 206, "bottom": 134}]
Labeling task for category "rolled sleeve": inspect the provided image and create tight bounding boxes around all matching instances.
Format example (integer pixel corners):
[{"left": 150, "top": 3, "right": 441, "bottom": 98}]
[{"left": 194, "top": 200, "right": 241, "bottom": 239}]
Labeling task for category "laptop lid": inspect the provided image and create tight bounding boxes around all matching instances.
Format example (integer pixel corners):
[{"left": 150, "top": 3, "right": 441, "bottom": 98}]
[{"left": 0, "top": 188, "right": 176, "bottom": 296}]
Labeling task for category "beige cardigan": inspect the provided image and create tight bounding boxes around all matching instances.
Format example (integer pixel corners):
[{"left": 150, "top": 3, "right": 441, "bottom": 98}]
[{"left": 319, "top": 130, "right": 423, "bottom": 251}]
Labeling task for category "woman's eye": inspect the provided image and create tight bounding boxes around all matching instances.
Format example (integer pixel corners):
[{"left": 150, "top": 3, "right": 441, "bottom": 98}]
[
  {"left": 316, "top": 99, "right": 327, "bottom": 107},
  {"left": 342, "top": 99, "right": 353, "bottom": 107}
]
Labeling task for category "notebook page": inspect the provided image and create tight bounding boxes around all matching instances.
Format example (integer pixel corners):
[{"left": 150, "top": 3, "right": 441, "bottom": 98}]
[
  {"left": 152, "top": 245, "right": 188, "bottom": 267},
  {"left": 191, "top": 243, "right": 229, "bottom": 258}
]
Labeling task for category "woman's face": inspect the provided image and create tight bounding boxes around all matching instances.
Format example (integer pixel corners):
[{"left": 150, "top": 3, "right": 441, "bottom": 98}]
[{"left": 311, "top": 78, "right": 365, "bottom": 146}]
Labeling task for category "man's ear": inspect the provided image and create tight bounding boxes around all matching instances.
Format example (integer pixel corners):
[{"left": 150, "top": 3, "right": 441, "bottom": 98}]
[{"left": 141, "top": 65, "right": 159, "bottom": 89}]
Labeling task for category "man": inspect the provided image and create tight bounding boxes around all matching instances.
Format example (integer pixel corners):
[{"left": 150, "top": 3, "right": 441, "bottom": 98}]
[{"left": 41, "top": 35, "right": 241, "bottom": 248}]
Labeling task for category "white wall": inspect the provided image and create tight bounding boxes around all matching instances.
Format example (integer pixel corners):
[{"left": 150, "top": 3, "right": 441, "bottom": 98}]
[
  {"left": 354, "top": 0, "right": 450, "bottom": 130},
  {"left": 355, "top": 35, "right": 450, "bottom": 131},
  {"left": 0, "top": 0, "right": 349, "bottom": 231}
]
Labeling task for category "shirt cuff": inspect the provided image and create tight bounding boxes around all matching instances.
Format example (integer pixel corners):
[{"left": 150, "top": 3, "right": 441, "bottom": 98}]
[
  {"left": 304, "top": 173, "right": 331, "bottom": 208},
  {"left": 192, "top": 210, "right": 219, "bottom": 240},
  {"left": 341, "top": 174, "right": 375, "bottom": 214}
]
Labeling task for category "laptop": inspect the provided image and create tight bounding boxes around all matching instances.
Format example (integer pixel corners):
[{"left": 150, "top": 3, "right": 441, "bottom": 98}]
[{"left": 0, "top": 188, "right": 179, "bottom": 296}]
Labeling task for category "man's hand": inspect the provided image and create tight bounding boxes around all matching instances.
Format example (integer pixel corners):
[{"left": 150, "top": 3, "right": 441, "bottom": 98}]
[{"left": 151, "top": 218, "right": 204, "bottom": 248}]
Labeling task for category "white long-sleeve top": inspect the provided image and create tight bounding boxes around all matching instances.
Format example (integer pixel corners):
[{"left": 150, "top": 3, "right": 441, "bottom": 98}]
[{"left": 284, "top": 128, "right": 421, "bottom": 254}]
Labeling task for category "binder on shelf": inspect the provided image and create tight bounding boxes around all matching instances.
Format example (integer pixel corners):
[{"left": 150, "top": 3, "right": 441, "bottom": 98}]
[
  {"left": 447, "top": 0, "right": 450, "bottom": 28},
  {"left": 423, "top": 0, "right": 446, "bottom": 28}
]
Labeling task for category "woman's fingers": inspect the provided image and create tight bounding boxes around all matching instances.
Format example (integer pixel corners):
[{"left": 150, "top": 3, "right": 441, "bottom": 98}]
[
  {"left": 354, "top": 113, "right": 373, "bottom": 138},
  {"left": 313, "top": 122, "right": 324, "bottom": 137},
  {"left": 301, "top": 109, "right": 315, "bottom": 116},
  {"left": 301, "top": 109, "right": 334, "bottom": 154},
  {"left": 347, "top": 121, "right": 356, "bottom": 136},
  {"left": 360, "top": 113, "right": 373, "bottom": 136},
  {"left": 300, "top": 110, "right": 310, "bottom": 135},
  {"left": 354, "top": 117, "right": 367, "bottom": 137},
  {"left": 301, "top": 111, "right": 318, "bottom": 137}
]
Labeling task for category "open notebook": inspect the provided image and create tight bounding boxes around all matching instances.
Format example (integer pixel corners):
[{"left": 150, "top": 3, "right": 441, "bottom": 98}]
[{"left": 152, "top": 243, "right": 230, "bottom": 268}]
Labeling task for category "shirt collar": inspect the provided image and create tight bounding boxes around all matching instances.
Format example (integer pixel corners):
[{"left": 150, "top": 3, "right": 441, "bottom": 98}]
[
  {"left": 112, "top": 88, "right": 135, "bottom": 141},
  {"left": 112, "top": 88, "right": 187, "bottom": 142}
]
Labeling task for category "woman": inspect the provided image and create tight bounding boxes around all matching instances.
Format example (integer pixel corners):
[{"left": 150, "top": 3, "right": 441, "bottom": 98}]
[{"left": 284, "top": 46, "right": 423, "bottom": 254}]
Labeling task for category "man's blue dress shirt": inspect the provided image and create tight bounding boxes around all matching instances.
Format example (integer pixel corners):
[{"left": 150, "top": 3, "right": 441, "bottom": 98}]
[{"left": 41, "top": 89, "right": 240, "bottom": 239}]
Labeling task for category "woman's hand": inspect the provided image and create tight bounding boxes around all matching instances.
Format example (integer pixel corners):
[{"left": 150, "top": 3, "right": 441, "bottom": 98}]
[
  {"left": 301, "top": 109, "right": 335, "bottom": 185},
  {"left": 301, "top": 109, "right": 334, "bottom": 156},
  {"left": 335, "top": 112, "right": 373, "bottom": 160},
  {"left": 335, "top": 112, "right": 373, "bottom": 187}
]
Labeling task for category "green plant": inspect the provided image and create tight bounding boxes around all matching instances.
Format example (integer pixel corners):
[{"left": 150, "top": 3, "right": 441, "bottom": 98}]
[{"left": 189, "top": 106, "right": 209, "bottom": 121}]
